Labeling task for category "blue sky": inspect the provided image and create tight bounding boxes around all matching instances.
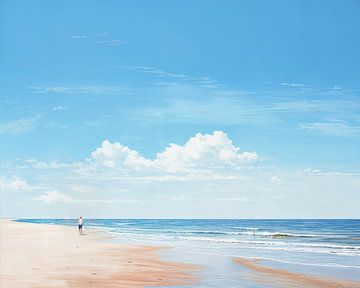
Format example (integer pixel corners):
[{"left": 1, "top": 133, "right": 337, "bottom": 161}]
[{"left": 1, "top": 0, "right": 359, "bottom": 218}]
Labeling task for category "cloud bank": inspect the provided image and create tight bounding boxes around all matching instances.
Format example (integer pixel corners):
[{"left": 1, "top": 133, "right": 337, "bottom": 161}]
[
  {"left": 91, "top": 131, "right": 258, "bottom": 173},
  {"left": 2, "top": 131, "right": 359, "bottom": 218}
]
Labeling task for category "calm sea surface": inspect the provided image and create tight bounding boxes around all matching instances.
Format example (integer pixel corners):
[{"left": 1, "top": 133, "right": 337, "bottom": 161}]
[{"left": 17, "top": 219, "right": 360, "bottom": 287}]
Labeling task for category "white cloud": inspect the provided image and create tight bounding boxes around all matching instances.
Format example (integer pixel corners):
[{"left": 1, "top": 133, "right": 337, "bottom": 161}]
[
  {"left": 215, "top": 197, "right": 257, "bottom": 202},
  {"left": 96, "top": 39, "right": 129, "bottom": 46},
  {"left": 119, "top": 66, "right": 189, "bottom": 79},
  {"left": 90, "top": 131, "right": 258, "bottom": 173},
  {"left": 280, "top": 82, "right": 308, "bottom": 88},
  {"left": 134, "top": 94, "right": 278, "bottom": 125},
  {"left": 71, "top": 35, "right": 86, "bottom": 39},
  {"left": 36, "top": 190, "right": 140, "bottom": 204},
  {"left": 332, "top": 85, "right": 343, "bottom": 90},
  {"left": 117, "top": 66, "right": 224, "bottom": 89},
  {"left": 297, "top": 167, "right": 321, "bottom": 175},
  {"left": 299, "top": 121, "right": 360, "bottom": 136},
  {"left": 270, "top": 176, "right": 282, "bottom": 184},
  {"left": 154, "top": 131, "right": 258, "bottom": 172},
  {"left": 155, "top": 194, "right": 192, "bottom": 201},
  {"left": 67, "top": 184, "right": 94, "bottom": 193},
  {"left": 37, "top": 190, "right": 72, "bottom": 203},
  {"left": 51, "top": 105, "right": 67, "bottom": 111},
  {"left": 91, "top": 140, "right": 152, "bottom": 169},
  {"left": 25, "top": 159, "right": 77, "bottom": 170},
  {"left": 0, "top": 176, "right": 27, "bottom": 190},
  {"left": 297, "top": 167, "right": 359, "bottom": 177},
  {"left": 28, "top": 86, "right": 132, "bottom": 95},
  {"left": 0, "top": 116, "right": 39, "bottom": 135},
  {"left": 96, "top": 33, "right": 109, "bottom": 37}
]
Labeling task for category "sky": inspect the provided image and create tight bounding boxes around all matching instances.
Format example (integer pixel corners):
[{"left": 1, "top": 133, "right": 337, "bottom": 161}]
[{"left": 0, "top": 0, "right": 359, "bottom": 218}]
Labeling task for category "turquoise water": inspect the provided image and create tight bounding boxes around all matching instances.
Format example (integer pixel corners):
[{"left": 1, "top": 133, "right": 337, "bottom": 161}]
[{"left": 18, "top": 219, "right": 360, "bottom": 287}]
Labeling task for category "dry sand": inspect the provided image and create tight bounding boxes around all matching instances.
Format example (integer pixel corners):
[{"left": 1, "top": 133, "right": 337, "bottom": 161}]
[
  {"left": 0, "top": 219, "right": 197, "bottom": 288},
  {"left": 234, "top": 257, "right": 360, "bottom": 288}
]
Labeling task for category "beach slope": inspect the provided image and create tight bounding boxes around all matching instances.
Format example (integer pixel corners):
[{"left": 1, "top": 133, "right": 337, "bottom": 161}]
[
  {"left": 234, "top": 257, "right": 360, "bottom": 288},
  {"left": 0, "top": 219, "right": 196, "bottom": 288}
]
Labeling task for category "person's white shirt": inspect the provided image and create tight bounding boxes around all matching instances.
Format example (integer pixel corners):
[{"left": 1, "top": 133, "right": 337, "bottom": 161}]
[{"left": 78, "top": 218, "right": 83, "bottom": 225}]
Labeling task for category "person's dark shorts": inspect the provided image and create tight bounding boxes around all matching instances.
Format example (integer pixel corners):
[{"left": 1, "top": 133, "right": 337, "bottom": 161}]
[{"left": 78, "top": 224, "right": 83, "bottom": 229}]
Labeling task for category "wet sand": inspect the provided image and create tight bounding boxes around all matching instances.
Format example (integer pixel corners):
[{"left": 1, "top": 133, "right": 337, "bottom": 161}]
[
  {"left": 234, "top": 257, "right": 360, "bottom": 288},
  {"left": 0, "top": 219, "right": 197, "bottom": 288}
]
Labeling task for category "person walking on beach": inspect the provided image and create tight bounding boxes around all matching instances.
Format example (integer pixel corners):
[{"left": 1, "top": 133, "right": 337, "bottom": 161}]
[{"left": 78, "top": 216, "right": 84, "bottom": 235}]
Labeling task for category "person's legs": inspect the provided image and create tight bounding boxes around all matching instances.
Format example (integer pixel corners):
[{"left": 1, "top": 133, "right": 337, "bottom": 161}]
[{"left": 78, "top": 225, "right": 82, "bottom": 235}]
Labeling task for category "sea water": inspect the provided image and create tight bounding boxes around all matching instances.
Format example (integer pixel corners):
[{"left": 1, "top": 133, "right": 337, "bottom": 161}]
[{"left": 17, "top": 219, "right": 360, "bottom": 287}]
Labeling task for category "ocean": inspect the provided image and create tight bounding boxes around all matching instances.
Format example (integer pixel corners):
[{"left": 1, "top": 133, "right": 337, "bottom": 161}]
[{"left": 17, "top": 219, "right": 360, "bottom": 287}]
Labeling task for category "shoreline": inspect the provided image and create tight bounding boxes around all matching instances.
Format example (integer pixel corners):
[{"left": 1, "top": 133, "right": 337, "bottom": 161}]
[
  {"left": 234, "top": 257, "right": 360, "bottom": 288},
  {"left": 2, "top": 219, "right": 359, "bottom": 288},
  {"left": 0, "top": 219, "right": 197, "bottom": 288}
]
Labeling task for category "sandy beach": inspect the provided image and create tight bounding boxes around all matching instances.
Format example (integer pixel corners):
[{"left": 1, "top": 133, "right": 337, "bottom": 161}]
[
  {"left": 1, "top": 219, "right": 359, "bottom": 288},
  {"left": 234, "top": 257, "right": 360, "bottom": 288},
  {"left": 0, "top": 220, "right": 196, "bottom": 288}
]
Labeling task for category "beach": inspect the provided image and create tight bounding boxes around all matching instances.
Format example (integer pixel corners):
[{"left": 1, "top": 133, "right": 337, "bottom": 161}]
[
  {"left": 1, "top": 219, "right": 359, "bottom": 288},
  {"left": 234, "top": 257, "right": 360, "bottom": 288},
  {"left": 0, "top": 219, "right": 196, "bottom": 288}
]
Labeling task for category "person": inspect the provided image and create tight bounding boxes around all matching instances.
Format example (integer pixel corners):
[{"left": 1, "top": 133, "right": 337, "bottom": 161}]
[{"left": 78, "top": 216, "right": 84, "bottom": 235}]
